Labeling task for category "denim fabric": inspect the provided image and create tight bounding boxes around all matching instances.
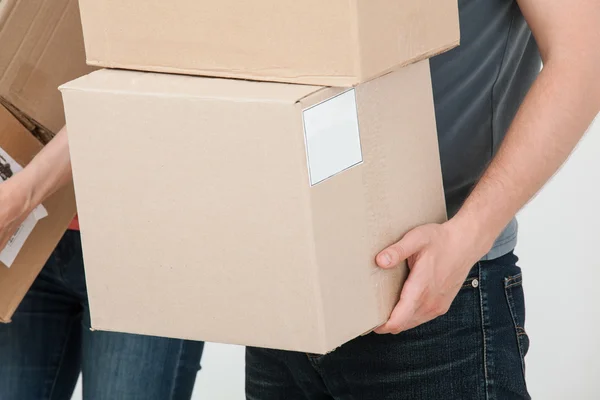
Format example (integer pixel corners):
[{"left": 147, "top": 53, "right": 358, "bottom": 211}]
[
  {"left": 0, "top": 230, "right": 204, "bottom": 400},
  {"left": 246, "top": 252, "right": 530, "bottom": 400}
]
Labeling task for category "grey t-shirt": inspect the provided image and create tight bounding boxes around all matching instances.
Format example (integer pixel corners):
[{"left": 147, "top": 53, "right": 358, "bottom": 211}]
[{"left": 430, "top": 0, "right": 542, "bottom": 259}]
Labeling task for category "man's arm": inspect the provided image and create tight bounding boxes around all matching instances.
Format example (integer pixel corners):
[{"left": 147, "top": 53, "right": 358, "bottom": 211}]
[
  {"left": 374, "top": 0, "right": 600, "bottom": 334},
  {"left": 0, "top": 126, "right": 72, "bottom": 250},
  {"left": 454, "top": 0, "right": 600, "bottom": 245}
]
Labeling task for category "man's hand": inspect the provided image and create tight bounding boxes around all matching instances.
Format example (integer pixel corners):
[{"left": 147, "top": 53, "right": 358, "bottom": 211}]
[
  {"left": 373, "top": 218, "right": 493, "bottom": 334},
  {"left": 374, "top": 0, "right": 599, "bottom": 335}
]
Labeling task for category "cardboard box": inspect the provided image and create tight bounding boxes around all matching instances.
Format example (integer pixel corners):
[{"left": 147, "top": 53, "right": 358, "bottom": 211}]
[
  {"left": 0, "top": 0, "right": 92, "bottom": 322},
  {"left": 77, "top": 0, "right": 459, "bottom": 86},
  {"left": 61, "top": 60, "right": 446, "bottom": 353},
  {"left": 0, "top": 0, "right": 95, "bottom": 141},
  {"left": 0, "top": 105, "right": 77, "bottom": 322}
]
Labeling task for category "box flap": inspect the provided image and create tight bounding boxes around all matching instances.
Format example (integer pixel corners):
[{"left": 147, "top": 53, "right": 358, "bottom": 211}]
[
  {"left": 0, "top": 0, "right": 95, "bottom": 133},
  {"left": 0, "top": 98, "right": 54, "bottom": 144},
  {"left": 61, "top": 69, "right": 324, "bottom": 104}
]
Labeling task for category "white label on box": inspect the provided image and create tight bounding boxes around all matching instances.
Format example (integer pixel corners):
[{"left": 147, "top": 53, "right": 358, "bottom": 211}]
[
  {"left": 302, "top": 89, "right": 363, "bottom": 186},
  {"left": 0, "top": 146, "right": 48, "bottom": 268}
]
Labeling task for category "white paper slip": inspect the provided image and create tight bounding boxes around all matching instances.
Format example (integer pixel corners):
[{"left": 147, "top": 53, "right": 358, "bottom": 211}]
[
  {"left": 0, "top": 214, "right": 40, "bottom": 267},
  {"left": 302, "top": 89, "right": 363, "bottom": 186},
  {"left": 0, "top": 146, "right": 49, "bottom": 268},
  {"left": 32, "top": 204, "right": 49, "bottom": 221}
]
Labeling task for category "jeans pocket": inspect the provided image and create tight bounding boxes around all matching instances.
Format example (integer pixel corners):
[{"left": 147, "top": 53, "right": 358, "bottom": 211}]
[{"left": 504, "top": 272, "right": 530, "bottom": 379}]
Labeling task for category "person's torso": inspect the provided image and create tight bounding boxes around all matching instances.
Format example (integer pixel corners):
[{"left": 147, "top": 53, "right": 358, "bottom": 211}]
[{"left": 430, "top": 0, "right": 542, "bottom": 218}]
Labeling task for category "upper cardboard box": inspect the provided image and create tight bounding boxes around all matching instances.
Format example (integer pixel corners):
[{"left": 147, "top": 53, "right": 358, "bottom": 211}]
[
  {"left": 0, "top": 0, "right": 95, "bottom": 139},
  {"left": 77, "top": 0, "right": 460, "bottom": 86}
]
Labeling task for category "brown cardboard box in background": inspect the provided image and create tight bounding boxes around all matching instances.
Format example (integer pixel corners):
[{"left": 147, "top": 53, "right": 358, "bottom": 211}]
[
  {"left": 0, "top": 105, "right": 77, "bottom": 323},
  {"left": 0, "top": 0, "right": 96, "bottom": 142},
  {"left": 60, "top": 60, "right": 447, "bottom": 353},
  {"left": 77, "top": 0, "right": 459, "bottom": 86},
  {"left": 0, "top": 0, "right": 91, "bottom": 322}
]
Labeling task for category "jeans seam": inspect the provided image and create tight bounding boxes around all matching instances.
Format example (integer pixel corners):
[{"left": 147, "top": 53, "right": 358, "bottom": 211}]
[
  {"left": 505, "top": 274, "right": 522, "bottom": 287},
  {"left": 504, "top": 281, "right": 528, "bottom": 383},
  {"left": 462, "top": 277, "right": 477, "bottom": 289},
  {"left": 305, "top": 354, "right": 324, "bottom": 374},
  {"left": 504, "top": 281, "right": 522, "bottom": 289},
  {"left": 47, "top": 316, "right": 77, "bottom": 400},
  {"left": 168, "top": 340, "right": 185, "bottom": 400},
  {"left": 478, "top": 263, "right": 490, "bottom": 400}
]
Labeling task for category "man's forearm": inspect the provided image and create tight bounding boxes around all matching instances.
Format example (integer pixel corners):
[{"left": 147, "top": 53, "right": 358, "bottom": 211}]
[
  {"left": 453, "top": 59, "right": 599, "bottom": 249},
  {"left": 17, "top": 126, "right": 73, "bottom": 210}
]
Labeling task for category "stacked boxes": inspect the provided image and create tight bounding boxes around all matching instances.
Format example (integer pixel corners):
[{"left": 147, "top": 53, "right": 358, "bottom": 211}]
[{"left": 61, "top": 0, "right": 459, "bottom": 353}]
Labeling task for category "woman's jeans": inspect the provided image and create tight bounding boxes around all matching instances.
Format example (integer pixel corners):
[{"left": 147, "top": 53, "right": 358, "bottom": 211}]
[{"left": 0, "top": 230, "right": 204, "bottom": 400}]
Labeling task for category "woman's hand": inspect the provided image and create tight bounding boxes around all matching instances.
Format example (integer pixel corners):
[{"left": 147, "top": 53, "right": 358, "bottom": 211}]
[
  {"left": 0, "top": 175, "right": 34, "bottom": 251},
  {"left": 0, "top": 125, "right": 73, "bottom": 251}
]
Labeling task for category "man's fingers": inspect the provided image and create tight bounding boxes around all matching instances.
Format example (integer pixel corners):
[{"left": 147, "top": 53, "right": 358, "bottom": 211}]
[
  {"left": 374, "top": 294, "right": 417, "bottom": 334},
  {"left": 376, "top": 229, "right": 428, "bottom": 269},
  {"left": 374, "top": 274, "right": 423, "bottom": 334}
]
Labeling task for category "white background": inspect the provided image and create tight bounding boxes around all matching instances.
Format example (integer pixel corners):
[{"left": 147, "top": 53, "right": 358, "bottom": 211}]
[{"left": 72, "top": 117, "right": 600, "bottom": 399}]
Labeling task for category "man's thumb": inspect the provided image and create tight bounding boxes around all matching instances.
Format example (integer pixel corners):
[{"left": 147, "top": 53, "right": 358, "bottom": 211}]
[{"left": 376, "top": 229, "right": 427, "bottom": 269}]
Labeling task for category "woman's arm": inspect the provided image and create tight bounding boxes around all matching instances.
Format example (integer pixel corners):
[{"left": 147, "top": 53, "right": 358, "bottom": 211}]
[{"left": 0, "top": 126, "right": 72, "bottom": 249}]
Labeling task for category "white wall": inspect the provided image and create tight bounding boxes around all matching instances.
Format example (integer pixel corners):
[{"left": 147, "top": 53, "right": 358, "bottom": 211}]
[
  {"left": 72, "top": 118, "right": 599, "bottom": 399},
  {"left": 516, "top": 117, "right": 600, "bottom": 398},
  {"left": 192, "top": 343, "right": 245, "bottom": 399}
]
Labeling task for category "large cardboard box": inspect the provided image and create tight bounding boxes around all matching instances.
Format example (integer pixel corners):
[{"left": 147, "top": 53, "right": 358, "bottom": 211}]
[
  {"left": 0, "top": 105, "right": 77, "bottom": 322},
  {"left": 61, "top": 60, "right": 446, "bottom": 353},
  {"left": 0, "top": 0, "right": 95, "bottom": 141},
  {"left": 77, "top": 0, "right": 459, "bottom": 86}
]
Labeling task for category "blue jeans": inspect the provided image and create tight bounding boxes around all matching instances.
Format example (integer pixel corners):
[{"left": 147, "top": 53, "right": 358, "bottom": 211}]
[
  {"left": 0, "top": 230, "right": 204, "bottom": 400},
  {"left": 246, "top": 252, "right": 530, "bottom": 399}
]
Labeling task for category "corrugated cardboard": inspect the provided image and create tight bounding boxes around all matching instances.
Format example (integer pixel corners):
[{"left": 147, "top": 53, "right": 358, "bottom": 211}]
[
  {"left": 77, "top": 0, "right": 460, "bottom": 86},
  {"left": 0, "top": 0, "right": 95, "bottom": 140},
  {"left": 60, "top": 60, "right": 446, "bottom": 354},
  {"left": 0, "top": 104, "right": 77, "bottom": 323}
]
